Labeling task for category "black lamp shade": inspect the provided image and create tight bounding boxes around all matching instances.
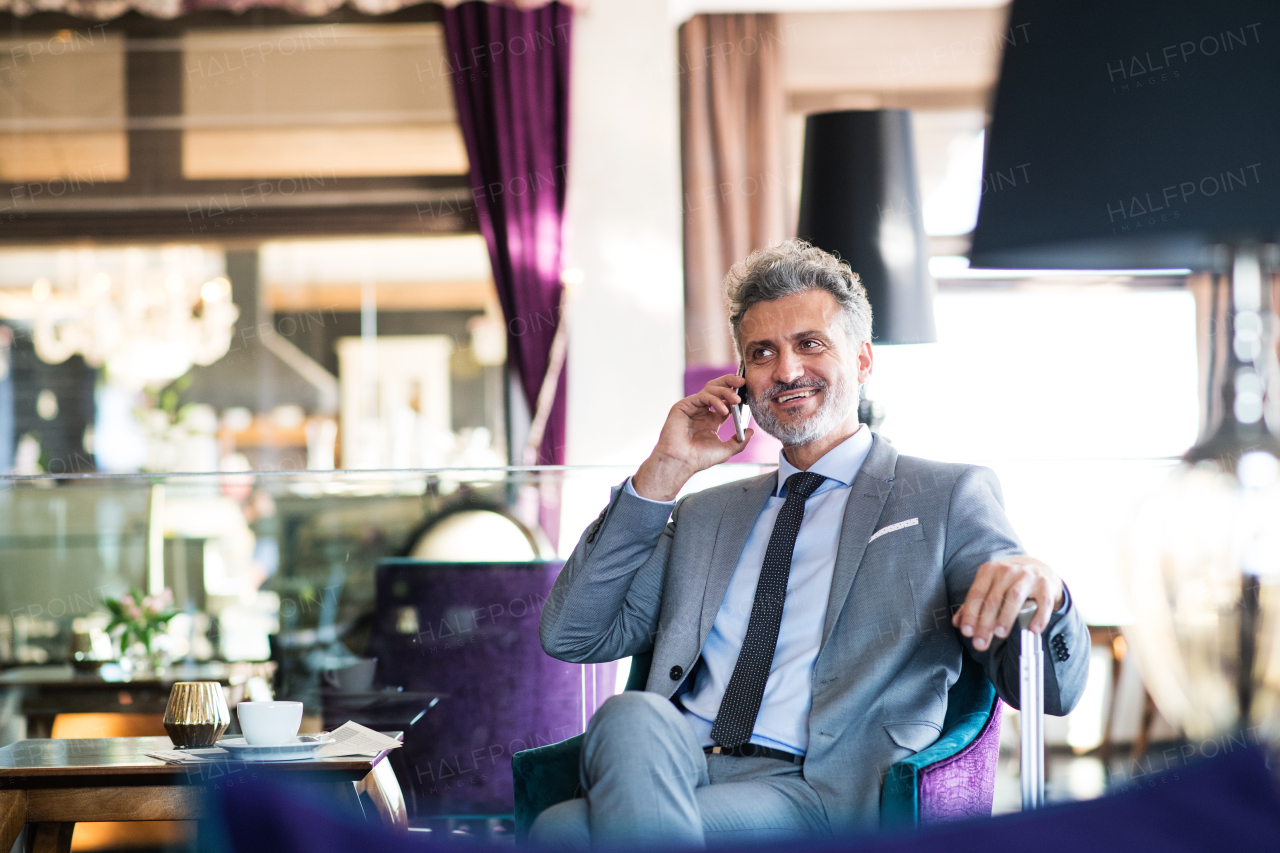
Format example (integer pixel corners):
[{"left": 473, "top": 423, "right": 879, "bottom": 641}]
[
  {"left": 797, "top": 109, "right": 936, "bottom": 345},
  {"left": 971, "top": 0, "right": 1280, "bottom": 270}
]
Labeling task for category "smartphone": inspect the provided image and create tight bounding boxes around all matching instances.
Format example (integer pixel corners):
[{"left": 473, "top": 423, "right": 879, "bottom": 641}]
[{"left": 729, "top": 363, "right": 748, "bottom": 442}]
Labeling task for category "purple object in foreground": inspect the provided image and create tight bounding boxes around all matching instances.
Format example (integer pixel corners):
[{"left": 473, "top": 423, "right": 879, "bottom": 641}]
[{"left": 207, "top": 744, "right": 1280, "bottom": 853}]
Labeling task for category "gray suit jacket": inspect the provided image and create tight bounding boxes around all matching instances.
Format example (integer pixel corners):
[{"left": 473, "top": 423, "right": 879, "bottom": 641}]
[{"left": 540, "top": 434, "right": 1089, "bottom": 832}]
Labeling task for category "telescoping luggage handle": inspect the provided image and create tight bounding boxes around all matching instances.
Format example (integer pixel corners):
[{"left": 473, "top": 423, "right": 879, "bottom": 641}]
[{"left": 1018, "top": 601, "right": 1045, "bottom": 811}]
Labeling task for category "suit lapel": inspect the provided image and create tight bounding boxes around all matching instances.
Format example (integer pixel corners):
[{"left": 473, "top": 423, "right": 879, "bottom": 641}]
[
  {"left": 698, "top": 471, "right": 777, "bottom": 649},
  {"left": 821, "top": 434, "right": 899, "bottom": 648}
]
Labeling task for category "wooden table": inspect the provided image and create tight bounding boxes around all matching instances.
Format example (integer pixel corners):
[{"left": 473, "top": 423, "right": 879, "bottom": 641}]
[{"left": 0, "top": 734, "right": 406, "bottom": 853}]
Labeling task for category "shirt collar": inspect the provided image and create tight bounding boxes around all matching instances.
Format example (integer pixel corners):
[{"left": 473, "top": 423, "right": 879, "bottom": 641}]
[{"left": 775, "top": 425, "right": 874, "bottom": 497}]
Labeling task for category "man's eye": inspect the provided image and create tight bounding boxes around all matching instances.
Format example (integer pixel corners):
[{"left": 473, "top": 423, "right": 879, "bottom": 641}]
[{"left": 754, "top": 348, "right": 773, "bottom": 360}]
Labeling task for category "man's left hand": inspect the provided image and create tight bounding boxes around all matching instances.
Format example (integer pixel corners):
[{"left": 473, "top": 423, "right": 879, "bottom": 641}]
[{"left": 951, "top": 556, "right": 1064, "bottom": 651}]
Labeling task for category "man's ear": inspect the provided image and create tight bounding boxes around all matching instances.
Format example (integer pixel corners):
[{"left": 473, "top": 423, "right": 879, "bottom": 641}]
[{"left": 856, "top": 340, "right": 874, "bottom": 383}]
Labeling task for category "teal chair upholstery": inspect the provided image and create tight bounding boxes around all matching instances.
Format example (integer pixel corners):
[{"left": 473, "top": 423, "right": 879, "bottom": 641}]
[{"left": 512, "top": 651, "right": 999, "bottom": 838}]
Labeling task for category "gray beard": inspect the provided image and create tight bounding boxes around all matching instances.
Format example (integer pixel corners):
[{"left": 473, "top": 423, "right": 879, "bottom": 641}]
[{"left": 746, "top": 375, "right": 857, "bottom": 447}]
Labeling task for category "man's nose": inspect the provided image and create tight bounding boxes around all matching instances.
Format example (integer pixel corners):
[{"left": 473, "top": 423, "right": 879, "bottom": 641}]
[{"left": 773, "top": 349, "right": 804, "bottom": 384}]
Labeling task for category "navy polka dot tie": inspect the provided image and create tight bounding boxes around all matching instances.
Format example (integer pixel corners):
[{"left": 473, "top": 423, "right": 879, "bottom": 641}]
[{"left": 710, "top": 471, "right": 826, "bottom": 748}]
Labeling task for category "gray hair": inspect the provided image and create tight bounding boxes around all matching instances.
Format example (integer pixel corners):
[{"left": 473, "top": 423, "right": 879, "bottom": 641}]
[{"left": 725, "top": 239, "right": 872, "bottom": 356}]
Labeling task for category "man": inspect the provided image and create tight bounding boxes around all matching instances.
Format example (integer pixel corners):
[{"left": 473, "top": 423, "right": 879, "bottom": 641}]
[{"left": 534, "top": 240, "right": 1088, "bottom": 847}]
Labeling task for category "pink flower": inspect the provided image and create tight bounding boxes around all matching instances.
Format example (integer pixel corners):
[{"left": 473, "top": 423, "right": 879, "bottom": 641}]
[
  {"left": 121, "top": 594, "right": 135, "bottom": 607},
  {"left": 160, "top": 588, "right": 174, "bottom": 607},
  {"left": 124, "top": 603, "right": 143, "bottom": 621}
]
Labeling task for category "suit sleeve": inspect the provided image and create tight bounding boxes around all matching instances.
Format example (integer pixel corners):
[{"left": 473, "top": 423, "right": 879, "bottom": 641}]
[
  {"left": 941, "top": 466, "right": 1090, "bottom": 716},
  {"left": 538, "top": 480, "right": 679, "bottom": 663}
]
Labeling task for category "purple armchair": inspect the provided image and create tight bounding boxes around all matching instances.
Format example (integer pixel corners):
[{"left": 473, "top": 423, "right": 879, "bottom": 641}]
[{"left": 513, "top": 650, "right": 1003, "bottom": 836}]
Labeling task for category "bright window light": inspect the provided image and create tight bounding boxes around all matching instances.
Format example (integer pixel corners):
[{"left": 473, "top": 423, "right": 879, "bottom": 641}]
[
  {"left": 869, "top": 286, "right": 1199, "bottom": 627},
  {"left": 868, "top": 287, "right": 1198, "bottom": 462},
  {"left": 922, "top": 129, "right": 984, "bottom": 236}
]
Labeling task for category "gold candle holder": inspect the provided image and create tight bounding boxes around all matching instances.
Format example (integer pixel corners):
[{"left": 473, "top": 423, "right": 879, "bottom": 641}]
[{"left": 163, "top": 682, "right": 230, "bottom": 748}]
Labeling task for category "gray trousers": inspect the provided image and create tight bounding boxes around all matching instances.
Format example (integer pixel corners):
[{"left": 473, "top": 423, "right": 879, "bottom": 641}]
[{"left": 529, "top": 692, "right": 829, "bottom": 848}]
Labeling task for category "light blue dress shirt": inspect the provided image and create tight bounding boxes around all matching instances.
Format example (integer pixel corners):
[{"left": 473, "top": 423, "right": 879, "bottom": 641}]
[{"left": 624, "top": 426, "right": 874, "bottom": 755}]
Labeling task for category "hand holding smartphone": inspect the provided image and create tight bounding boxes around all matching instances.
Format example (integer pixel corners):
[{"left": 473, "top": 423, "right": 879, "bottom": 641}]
[{"left": 729, "top": 363, "right": 748, "bottom": 443}]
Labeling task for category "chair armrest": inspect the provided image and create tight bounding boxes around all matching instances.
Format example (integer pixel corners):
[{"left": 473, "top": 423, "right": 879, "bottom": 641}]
[
  {"left": 881, "top": 694, "right": 999, "bottom": 827},
  {"left": 511, "top": 657, "right": 652, "bottom": 840},
  {"left": 513, "top": 734, "right": 585, "bottom": 840}
]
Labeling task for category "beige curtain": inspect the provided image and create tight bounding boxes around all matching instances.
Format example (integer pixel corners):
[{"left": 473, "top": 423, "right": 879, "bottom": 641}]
[{"left": 679, "top": 13, "right": 787, "bottom": 367}]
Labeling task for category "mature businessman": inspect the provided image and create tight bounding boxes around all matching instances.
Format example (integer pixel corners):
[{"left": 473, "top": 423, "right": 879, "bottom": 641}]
[{"left": 534, "top": 240, "right": 1088, "bottom": 847}]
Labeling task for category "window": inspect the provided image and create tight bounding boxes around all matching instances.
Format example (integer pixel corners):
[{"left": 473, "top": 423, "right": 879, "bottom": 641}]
[
  {"left": 0, "top": 29, "right": 128, "bottom": 183},
  {"left": 869, "top": 283, "right": 1199, "bottom": 626},
  {"left": 0, "top": 8, "right": 474, "bottom": 242},
  {"left": 182, "top": 24, "right": 467, "bottom": 179}
]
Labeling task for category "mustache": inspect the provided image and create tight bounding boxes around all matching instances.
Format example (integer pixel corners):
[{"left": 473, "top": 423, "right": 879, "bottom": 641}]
[{"left": 746, "top": 378, "right": 827, "bottom": 406}]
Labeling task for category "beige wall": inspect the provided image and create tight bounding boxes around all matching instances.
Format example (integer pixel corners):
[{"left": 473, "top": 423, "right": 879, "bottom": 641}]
[
  {"left": 563, "top": 0, "right": 686, "bottom": 470},
  {"left": 780, "top": 7, "right": 1008, "bottom": 110}
]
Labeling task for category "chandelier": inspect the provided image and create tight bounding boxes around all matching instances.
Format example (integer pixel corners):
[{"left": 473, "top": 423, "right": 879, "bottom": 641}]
[{"left": 30, "top": 247, "right": 239, "bottom": 388}]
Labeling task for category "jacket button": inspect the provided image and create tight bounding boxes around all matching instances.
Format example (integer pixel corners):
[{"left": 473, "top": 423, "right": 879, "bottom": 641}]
[{"left": 669, "top": 665, "right": 683, "bottom": 681}]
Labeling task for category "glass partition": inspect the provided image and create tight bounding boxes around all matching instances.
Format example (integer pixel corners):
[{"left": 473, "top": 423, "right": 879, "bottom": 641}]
[
  {"left": 0, "top": 452, "right": 1169, "bottom": 697},
  {"left": 0, "top": 464, "right": 770, "bottom": 684},
  {"left": 0, "top": 463, "right": 776, "bottom": 816}
]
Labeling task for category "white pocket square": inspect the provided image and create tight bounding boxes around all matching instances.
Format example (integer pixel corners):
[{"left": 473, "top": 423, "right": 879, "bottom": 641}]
[{"left": 869, "top": 517, "right": 919, "bottom": 543}]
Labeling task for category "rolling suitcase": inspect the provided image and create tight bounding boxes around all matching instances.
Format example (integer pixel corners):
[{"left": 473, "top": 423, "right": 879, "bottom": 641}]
[{"left": 1018, "top": 601, "right": 1045, "bottom": 810}]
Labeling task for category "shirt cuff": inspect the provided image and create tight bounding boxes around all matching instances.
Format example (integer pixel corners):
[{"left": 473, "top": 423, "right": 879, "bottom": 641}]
[{"left": 624, "top": 476, "right": 677, "bottom": 506}]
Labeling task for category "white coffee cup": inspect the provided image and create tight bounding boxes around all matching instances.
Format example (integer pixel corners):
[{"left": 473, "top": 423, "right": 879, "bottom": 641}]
[{"left": 236, "top": 701, "right": 304, "bottom": 746}]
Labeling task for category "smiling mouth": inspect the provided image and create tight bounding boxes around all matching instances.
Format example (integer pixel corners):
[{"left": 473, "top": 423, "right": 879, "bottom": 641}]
[{"left": 774, "top": 389, "right": 818, "bottom": 404}]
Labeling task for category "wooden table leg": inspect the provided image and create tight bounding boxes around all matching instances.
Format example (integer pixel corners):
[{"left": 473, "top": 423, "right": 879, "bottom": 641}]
[
  {"left": 0, "top": 791, "right": 26, "bottom": 853},
  {"left": 25, "top": 822, "right": 73, "bottom": 853},
  {"left": 1132, "top": 689, "right": 1158, "bottom": 761},
  {"left": 1099, "top": 631, "right": 1124, "bottom": 764},
  {"left": 354, "top": 761, "right": 408, "bottom": 830}
]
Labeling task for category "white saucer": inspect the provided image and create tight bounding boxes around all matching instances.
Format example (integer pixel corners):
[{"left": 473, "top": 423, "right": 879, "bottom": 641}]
[{"left": 215, "top": 735, "right": 336, "bottom": 762}]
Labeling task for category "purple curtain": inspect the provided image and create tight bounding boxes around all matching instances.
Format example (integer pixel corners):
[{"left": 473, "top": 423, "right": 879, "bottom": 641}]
[{"left": 444, "top": 1, "right": 572, "bottom": 466}]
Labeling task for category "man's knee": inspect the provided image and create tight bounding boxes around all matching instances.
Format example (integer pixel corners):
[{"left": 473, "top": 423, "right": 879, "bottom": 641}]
[
  {"left": 529, "top": 798, "right": 589, "bottom": 849},
  {"left": 587, "top": 691, "right": 684, "bottom": 744},
  {"left": 584, "top": 691, "right": 705, "bottom": 791}
]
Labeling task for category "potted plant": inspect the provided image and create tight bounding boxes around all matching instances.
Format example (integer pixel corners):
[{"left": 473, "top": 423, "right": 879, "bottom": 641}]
[{"left": 104, "top": 588, "right": 178, "bottom": 675}]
